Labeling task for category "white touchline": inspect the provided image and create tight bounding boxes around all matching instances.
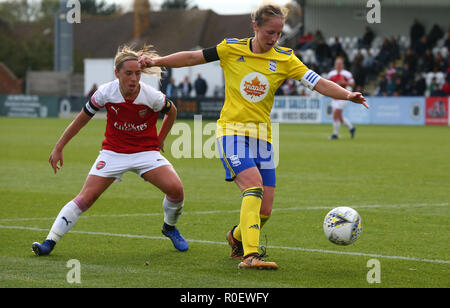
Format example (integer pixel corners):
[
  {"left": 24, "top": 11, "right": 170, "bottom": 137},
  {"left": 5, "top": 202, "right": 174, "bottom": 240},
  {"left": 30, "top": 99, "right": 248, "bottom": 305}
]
[
  {"left": 0, "top": 202, "right": 448, "bottom": 222},
  {"left": 1, "top": 224, "right": 449, "bottom": 265}
]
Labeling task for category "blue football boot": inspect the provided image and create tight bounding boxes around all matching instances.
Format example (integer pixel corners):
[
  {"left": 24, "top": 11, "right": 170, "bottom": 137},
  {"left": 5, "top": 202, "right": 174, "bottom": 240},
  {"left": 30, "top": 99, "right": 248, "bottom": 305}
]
[
  {"left": 350, "top": 127, "right": 356, "bottom": 139},
  {"left": 162, "top": 225, "right": 189, "bottom": 252},
  {"left": 32, "top": 240, "right": 56, "bottom": 256}
]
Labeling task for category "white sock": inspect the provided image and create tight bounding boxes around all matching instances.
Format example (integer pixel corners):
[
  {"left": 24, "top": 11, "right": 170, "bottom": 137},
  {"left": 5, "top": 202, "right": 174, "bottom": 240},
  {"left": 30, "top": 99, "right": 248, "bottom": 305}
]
[
  {"left": 343, "top": 117, "right": 354, "bottom": 130},
  {"left": 47, "top": 200, "right": 83, "bottom": 242},
  {"left": 333, "top": 121, "right": 341, "bottom": 136},
  {"left": 163, "top": 196, "right": 184, "bottom": 226}
]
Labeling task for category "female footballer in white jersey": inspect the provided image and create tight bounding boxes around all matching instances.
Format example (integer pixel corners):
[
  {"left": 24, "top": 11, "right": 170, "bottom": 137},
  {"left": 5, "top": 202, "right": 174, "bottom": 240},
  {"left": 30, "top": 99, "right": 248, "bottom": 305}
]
[
  {"left": 140, "top": 1, "right": 369, "bottom": 270},
  {"left": 32, "top": 45, "right": 189, "bottom": 256},
  {"left": 328, "top": 57, "right": 357, "bottom": 140}
]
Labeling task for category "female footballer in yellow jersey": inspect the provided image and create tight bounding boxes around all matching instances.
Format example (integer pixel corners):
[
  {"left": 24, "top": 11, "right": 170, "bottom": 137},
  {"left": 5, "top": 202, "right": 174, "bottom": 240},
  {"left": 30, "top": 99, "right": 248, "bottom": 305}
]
[{"left": 140, "top": 2, "right": 368, "bottom": 270}]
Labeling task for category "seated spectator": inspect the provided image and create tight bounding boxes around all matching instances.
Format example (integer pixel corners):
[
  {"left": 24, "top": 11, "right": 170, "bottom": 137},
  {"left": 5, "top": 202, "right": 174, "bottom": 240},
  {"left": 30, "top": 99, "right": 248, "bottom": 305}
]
[
  {"left": 428, "top": 24, "right": 444, "bottom": 48},
  {"left": 314, "top": 38, "right": 332, "bottom": 70},
  {"left": 413, "top": 75, "right": 427, "bottom": 96},
  {"left": 442, "top": 73, "right": 450, "bottom": 95},
  {"left": 400, "top": 63, "right": 415, "bottom": 86},
  {"left": 414, "top": 35, "right": 429, "bottom": 57},
  {"left": 420, "top": 49, "right": 435, "bottom": 72},
  {"left": 386, "top": 76, "right": 397, "bottom": 96},
  {"left": 386, "top": 62, "right": 396, "bottom": 81},
  {"left": 351, "top": 53, "right": 366, "bottom": 87},
  {"left": 298, "top": 31, "right": 314, "bottom": 50},
  {"left": 377, "top": 74, "right": 388, "bottom": 96},
  {"left": 330, "top": 37, "right": 344, "bottom": 62},
  {"left": 434, "top": 52, "right": 448, "bottom": 72},
  {"left": 403, "top": 48, "right": 418, "bottom": 72},
  {"left": 359, "top": 26, "right": 375, "bottom": 49},
  {"left": 430, "top": 83, "right": 446, "bottom": 97},
  {"left": 388, "top": 36, "right": 400, "bottom": 61},
  {"left": 428, "top": 77, "right": 438, "bottom": 94}
]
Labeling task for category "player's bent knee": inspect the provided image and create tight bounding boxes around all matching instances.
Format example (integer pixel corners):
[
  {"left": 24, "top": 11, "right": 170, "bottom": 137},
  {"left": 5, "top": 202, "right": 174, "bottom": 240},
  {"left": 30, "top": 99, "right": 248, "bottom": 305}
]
[{"left": 166, "top": 185, "right": 184, "bottom": 203}]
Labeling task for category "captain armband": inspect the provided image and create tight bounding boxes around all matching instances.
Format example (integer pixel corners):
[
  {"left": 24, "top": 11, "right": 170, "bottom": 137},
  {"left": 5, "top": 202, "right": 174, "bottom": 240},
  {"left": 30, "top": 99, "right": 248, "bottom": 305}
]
[
  {"left": 83, "top": 101, "right": 99, "bottom": 117},
  {"left": 160, "top": 99, "right": 173, "bottom": 114},
  {"left": 300, "top": 70, "right": 322, "bottom": 90}
]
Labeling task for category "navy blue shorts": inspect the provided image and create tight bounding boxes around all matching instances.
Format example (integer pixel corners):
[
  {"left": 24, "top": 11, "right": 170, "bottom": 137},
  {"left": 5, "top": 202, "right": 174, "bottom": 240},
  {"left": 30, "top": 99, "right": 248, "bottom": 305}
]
[{"left": 217, "top": 135, "right": 276, "bottom": 187}]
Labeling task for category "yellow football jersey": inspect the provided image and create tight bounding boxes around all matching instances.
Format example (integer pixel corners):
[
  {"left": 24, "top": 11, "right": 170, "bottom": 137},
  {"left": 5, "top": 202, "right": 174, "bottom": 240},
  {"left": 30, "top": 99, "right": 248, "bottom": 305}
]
[{"left": 215, "top": 37, "right": 310, "bottom": 142}]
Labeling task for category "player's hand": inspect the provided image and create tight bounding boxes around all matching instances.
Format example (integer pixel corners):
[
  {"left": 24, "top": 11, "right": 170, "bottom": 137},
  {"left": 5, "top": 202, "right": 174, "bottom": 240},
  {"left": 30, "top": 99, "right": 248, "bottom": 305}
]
[
  {"left": 49, "top": 148, "right": 63, "bottom": 174},
  {"left": 347, "top": 92, "right": 369, "bottom": 109},
  {"left": 138, "top": 55, "right": 155, "bottom": 68}
]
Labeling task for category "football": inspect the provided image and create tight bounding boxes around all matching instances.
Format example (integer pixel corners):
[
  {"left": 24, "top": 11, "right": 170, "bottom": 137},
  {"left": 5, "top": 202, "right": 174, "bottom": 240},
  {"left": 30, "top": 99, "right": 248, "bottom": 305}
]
[{"left": 323, "top": 207, "right": 362, "bottom": 245}]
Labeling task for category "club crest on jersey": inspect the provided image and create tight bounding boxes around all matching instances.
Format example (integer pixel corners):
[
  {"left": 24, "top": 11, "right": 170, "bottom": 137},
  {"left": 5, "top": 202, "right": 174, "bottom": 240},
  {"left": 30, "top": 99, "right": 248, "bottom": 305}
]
[
  {"left": 240, "top": 72, "right": 269, "bottom": 103},
  {"left": 268, "top": 60, "right": 277, "bottom": 72},
  {"left": 96, "top": 161, "right": 106, "bottom": 170},
  {"left": 138, "top": 108, "right": 148, "bottom": 118}
]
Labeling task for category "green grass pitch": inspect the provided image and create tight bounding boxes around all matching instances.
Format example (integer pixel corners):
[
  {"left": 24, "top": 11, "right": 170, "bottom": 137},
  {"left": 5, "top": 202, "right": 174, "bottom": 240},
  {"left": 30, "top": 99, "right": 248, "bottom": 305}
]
[{"left": 0, "top": 117, "right": 449, "bottom": 288}]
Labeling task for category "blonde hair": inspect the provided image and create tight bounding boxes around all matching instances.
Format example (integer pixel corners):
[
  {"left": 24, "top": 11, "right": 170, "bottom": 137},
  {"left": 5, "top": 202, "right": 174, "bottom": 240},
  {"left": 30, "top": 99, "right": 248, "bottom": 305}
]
[
  {"left": 114, "top": 44, "right": 162, "bottom": 80},
  {"left": 251, "top": 1, "right": 288, "bottom": 26}
]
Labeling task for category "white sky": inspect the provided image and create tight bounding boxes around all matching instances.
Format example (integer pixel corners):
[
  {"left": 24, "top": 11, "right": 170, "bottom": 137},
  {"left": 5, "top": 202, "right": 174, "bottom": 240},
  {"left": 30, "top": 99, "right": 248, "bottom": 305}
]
[{"left": 114, "top": 0, "right": 292, "bottom": 15}]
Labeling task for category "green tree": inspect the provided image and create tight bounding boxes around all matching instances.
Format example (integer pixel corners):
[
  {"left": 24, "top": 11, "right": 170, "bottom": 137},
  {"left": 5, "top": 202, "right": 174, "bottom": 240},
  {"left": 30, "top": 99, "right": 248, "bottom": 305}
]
[
  {"left": 78, "top": 0, "right": 120, "bottom": 15},
  {"left": 160, "top": 0, "right": 193, "bottom": 10}
]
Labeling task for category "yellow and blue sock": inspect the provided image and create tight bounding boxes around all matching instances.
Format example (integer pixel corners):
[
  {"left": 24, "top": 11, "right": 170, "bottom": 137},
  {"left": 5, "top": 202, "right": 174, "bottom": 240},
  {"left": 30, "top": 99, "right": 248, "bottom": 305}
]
[{"left": 238, "top": 187, "right": 264, "bottom": 257}]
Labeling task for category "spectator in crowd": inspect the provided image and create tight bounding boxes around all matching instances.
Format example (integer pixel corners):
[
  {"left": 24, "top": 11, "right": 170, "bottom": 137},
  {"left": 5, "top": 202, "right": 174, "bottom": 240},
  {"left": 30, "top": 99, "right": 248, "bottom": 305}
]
[
  {"left": 410, "top": 18, "right": 425, "bottom": 49},
  {"left": 445, "top": 28, "right": 450, "bottom": 49},
  {"left": 351, "top": 52, "right": 366, "bottom": 88},
  {"left": 166, "top": 78, "right": 178, "bottom": 98},
  {"left": 403, "top": 48, "right": 418, "bottom": 72},
  {"left": 442, "top": 73, "right": 450, "bottom": 95},
  {"left": 430, "top": 83, "right": 446, "bottom": 97},
  {"left": 194, "top": 73, "right": 208, "bottom": 97},
  {"left": 393, "top": 76, "right": 404, "bottom": 96},
  {"left": 427, "top": 24, "right": 444, "bottom": 48},
  {"left": 428, "top": 77, "right": 438, "bottom": 94},
  {"left": 386, "top": 62, "right": 396, "bottom": 81},
  {"left": 362, "top": 50, "right": 376, "bottom": 78},
  {"left": 376, "top": 38, "right": 397, "bottom": 64},
  {"left": 315, "top": 38, "right": 332, "bottom": 71},
  {"left": 400, "top": 63, "right": 415, "bottom": 87},
  {"left": 297, "top": 31, "right": 314, "bottom": 50},
  {"left": 178, "top": 76, "right": 192, "bottom": 97},
  {"left": 434, "top": 52, "right": 447, "bottom": 72},
  {"left": 414, "top": 35, "right": 429, "bottom": 57},
  {"left": 386, "top": 75, "right": 397, "bottom": 96},
  {"left": 329, "top": 37, "right": 344, "bottom": 62},
  {"left": 377, "top": 74, "right": 388, "bottom": 96},
  {"left": 413, "top": 74, "right": 427, "bottom": 96},
  {"left": 359, "top": 26, "right": 375, "bottom": 49},
  {"left": 420, "top": 49, "right": 435, "bottom": 72},
  {"left": 312, "top": 30, "right": 325, "bottom": 47}
]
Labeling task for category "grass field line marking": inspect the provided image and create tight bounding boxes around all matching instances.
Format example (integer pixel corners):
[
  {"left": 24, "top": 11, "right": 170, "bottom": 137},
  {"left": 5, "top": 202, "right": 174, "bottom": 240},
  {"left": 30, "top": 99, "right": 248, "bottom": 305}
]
[
  {"left": 0, "top": 202, "right": 448, "bottom": 222},
  {"left": 1, "top": 224, "right": 449, "bottom": 265}
]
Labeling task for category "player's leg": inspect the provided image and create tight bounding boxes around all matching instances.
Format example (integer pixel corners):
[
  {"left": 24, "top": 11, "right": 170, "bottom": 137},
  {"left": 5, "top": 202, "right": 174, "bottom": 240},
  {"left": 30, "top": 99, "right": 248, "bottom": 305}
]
[
  {"left": 233, "top": 168, "right": 277, "bottom": 269},
  {"left": 32, "top": 175, "right": 115, "bottom": 256},
  {"left": 232, "top": 185, "right": 273, "bottom": 248},
  {"left": 330, "top": 108, "right": 342, "bottom": 139},
  {"left": 141, "top": 164, "right": 188, "bottom": 251}
]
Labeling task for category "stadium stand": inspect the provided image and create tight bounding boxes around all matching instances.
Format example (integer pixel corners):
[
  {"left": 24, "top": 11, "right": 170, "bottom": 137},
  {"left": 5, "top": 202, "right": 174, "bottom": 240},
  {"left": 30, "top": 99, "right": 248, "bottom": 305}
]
[{"left": 294, "top": 23, "right": 449, "bottom": 97}]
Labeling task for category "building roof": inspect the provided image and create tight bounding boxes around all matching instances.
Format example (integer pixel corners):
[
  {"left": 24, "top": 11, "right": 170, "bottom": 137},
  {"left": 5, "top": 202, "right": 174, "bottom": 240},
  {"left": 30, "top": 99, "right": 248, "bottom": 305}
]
[{"left": 74, "top": 9, "right": 253, "bottom": 58}]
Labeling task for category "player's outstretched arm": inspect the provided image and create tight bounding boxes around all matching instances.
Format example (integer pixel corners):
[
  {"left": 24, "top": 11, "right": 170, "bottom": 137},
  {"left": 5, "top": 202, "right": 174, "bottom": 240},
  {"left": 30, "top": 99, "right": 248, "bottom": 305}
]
[
  {"left": 314, "top": 78, "right": 369, "bottom": 109},
  {"left": 49, "top": 110, "right": 92, "bottom": 174},
  {"left": 139, "top": 50, "right": 206, "bottom": 68}
]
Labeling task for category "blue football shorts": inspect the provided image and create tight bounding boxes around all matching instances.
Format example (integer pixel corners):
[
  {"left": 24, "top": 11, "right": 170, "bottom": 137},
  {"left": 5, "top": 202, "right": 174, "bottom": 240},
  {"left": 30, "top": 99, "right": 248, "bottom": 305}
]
[{"left": 216, "top": 135, "right": 276, "bottom": 187}]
